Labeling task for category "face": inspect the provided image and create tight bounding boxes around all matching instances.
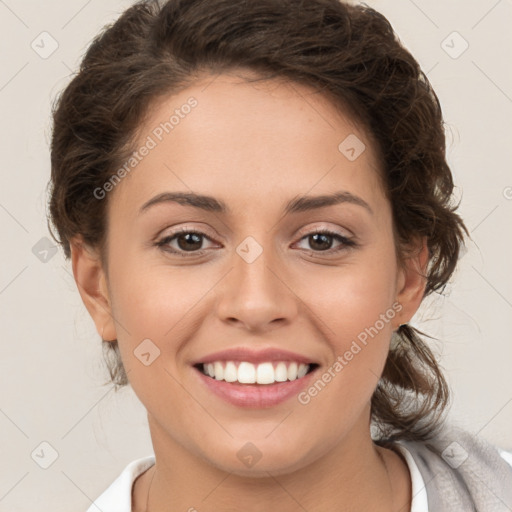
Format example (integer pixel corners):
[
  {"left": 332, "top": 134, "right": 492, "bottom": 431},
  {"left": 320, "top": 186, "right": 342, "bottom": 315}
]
[{"left": 72, "top": 71, "right": 427, "bottom": 477}]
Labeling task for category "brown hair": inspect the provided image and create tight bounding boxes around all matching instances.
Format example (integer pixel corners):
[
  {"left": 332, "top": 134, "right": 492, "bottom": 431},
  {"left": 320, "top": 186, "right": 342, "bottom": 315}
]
[{"left": 47, "top": 0, "right": 469, "bottom": 444}]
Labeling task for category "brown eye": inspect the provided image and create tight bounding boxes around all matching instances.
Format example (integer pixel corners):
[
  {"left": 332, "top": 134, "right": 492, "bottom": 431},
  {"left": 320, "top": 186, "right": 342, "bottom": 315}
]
[
  {"left": 175, "top": 232, "right": 203, "bottom": 251},
  {"left": 308, "top": 233, "right": 335, "bottom": 251},
  {"left": 156, "top": 229, "right": 216, "bottom": 256},
  {"left": 296, "top": 230, "right": 356, "bottom": 254}
]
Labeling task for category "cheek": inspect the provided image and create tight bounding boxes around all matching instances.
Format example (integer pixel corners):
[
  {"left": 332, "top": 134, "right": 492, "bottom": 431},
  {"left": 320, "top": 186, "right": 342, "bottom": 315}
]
[
  {"left": 106, "top": 258, "right": 226, "bottom": 394},
  {"left": 109, "top": 235, "right": 398, "bottom": 357},
  {"left": 302, "top": 250, "right": 397, "bottom": 393},
  {"left": 109, "top": 259, "right": 202, "bottom": 338},
  {"left": 306, "top": 248, "right": 398, "bottom": 340},
  {"left": 108, "top": 229, "right": 397, "bottom": 374}
]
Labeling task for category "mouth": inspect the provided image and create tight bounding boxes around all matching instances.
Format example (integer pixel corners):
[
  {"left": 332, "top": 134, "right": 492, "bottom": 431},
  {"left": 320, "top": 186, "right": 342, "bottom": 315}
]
[
  {"left": 193, "top": 360, "right": 319, "bottom": 385},
  {"left": 192, "top": 360, "right": 320, "bottom": 408},
  {"left": 190, "top": 347, "right": 321, "bottom": 407}
]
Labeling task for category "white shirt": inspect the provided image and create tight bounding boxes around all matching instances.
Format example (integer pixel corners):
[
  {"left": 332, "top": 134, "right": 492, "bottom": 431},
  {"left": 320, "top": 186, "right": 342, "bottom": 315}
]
[{"left": 86, "top": 446, "right": 512, "bottom": 512}]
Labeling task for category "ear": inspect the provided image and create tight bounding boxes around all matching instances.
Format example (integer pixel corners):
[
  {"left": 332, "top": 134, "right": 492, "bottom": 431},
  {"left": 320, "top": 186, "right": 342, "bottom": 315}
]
[
  {"left": 70, "top": 236, "right": 117, "bottom": 342},
  {"left": 394, "top": 236, "right": 429, "bottom": 329}
]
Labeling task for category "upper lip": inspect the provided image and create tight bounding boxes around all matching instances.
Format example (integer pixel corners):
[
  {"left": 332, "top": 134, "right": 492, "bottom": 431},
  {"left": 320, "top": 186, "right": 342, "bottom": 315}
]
[{"left": 192, "top": 347, "right": 319, "bottom": 366}]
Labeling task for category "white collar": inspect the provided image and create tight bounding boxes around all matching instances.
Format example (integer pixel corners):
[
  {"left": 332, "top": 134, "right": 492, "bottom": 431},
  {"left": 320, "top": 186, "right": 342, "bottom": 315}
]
[{"left": 86, "top": 445, "right": 428, "bottom": 511}]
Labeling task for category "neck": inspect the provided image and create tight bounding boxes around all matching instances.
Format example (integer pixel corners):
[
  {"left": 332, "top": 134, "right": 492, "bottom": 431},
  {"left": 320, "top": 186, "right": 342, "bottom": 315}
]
[{"left": 133, "top": 417, "right": 411, "bottom": 512}]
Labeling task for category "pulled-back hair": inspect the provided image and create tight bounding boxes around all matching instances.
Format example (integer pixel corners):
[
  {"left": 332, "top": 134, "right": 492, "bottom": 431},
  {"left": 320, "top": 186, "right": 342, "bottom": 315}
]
[{"left": 47, "top": 0, "right": 469, "bottom": 444}]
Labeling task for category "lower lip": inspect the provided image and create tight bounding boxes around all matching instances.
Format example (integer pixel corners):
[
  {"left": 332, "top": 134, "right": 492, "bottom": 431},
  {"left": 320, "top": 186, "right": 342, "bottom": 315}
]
[{"left": 193, "top": 366, "right": 318, "bottom": 408}]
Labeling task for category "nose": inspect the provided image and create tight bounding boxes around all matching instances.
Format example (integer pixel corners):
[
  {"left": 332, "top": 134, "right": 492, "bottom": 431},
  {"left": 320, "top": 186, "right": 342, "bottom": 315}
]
[{"left": 215, "top": 239, "right": 299, "bottom": 332}]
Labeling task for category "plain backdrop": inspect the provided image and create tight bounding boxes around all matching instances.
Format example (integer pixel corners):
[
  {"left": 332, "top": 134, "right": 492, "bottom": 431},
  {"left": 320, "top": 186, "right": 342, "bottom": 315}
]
[{"left": 0, "top": 0, "right": 511, "bottom": 510}]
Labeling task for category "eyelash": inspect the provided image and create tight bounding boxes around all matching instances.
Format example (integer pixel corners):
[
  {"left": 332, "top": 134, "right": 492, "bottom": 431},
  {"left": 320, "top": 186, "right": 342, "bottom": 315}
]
[{"left": 155, "top": 227, "right": 357, "bottom": 258}]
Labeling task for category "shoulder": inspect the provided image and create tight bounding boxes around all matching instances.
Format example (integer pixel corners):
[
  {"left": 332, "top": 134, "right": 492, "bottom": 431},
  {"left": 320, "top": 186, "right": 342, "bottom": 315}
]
[
  {"left": 86, "top": 455, "right": 155, "bottom": 512},
  {"left": 398, "top": 423, "right": 512, "bottom": 511}
]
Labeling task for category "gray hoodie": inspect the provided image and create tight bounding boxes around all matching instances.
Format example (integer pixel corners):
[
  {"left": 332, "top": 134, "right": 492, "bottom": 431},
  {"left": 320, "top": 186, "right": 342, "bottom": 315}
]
[{"left": 399, "top": 424, "right": 512, "bottom": 511}]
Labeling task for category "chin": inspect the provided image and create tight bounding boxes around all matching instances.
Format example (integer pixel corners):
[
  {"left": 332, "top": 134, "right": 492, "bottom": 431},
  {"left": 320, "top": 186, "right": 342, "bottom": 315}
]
[{"left": 201, "top": 439, "right": 317, "bottom": 478}]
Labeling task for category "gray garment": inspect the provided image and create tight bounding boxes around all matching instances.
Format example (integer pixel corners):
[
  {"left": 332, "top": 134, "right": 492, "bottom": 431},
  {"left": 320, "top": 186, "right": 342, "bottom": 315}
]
[{"left": 399, "top": 423, "right": 512, "bottom": 511}]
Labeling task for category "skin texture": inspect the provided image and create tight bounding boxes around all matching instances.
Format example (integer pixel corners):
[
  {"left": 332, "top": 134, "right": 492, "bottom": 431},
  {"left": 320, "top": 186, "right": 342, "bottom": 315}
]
[{"left": 71, "top": 71, "right": 428, "bottom": 511}]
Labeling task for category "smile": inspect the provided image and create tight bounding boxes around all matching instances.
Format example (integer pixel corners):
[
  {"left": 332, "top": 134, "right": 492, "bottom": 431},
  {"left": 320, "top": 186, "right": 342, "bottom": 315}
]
[
  {"left": 193, "top": 359, "right": 320, "bottom": 408},
  {"left": 197, "top": 361, "right": 318, "bottom": 385}
]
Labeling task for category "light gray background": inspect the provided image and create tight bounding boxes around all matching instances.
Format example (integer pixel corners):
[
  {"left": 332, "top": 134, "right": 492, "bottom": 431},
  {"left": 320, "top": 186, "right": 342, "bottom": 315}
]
[{"left": 1, "top": 1, "right": 511, "bottom": 510}]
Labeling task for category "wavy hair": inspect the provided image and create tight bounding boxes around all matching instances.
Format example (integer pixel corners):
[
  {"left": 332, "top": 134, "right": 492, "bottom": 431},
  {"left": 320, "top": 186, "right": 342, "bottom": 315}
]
[{"left": 47, "top": 0, "right": 469, "bottom": 443}]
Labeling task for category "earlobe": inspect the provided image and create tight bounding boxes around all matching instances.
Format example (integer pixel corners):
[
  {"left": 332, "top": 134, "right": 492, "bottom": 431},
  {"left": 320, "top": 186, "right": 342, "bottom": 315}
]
[
  {"left": 70, "top": 236, "right": 117, "bottom": 342},
  {"left": 394, "top": 236, "right": 429, "bottom": 329}
]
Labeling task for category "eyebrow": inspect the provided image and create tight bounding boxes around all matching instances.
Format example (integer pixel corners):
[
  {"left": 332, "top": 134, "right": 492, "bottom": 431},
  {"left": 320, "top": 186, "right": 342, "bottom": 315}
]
[{"left": 139, "top": 190, "right": 373, "bottom": 216}]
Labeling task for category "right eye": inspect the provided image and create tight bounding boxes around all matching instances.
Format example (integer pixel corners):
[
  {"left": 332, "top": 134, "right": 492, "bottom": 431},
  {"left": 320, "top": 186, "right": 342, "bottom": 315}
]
[{"left": 155, "top": 228, "right": 219, "bottom": 256}]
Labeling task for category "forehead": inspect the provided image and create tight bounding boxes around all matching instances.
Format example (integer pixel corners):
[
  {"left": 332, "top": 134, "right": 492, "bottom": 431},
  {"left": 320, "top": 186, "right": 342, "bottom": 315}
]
[{"left": 108, "top": 72, "right": 386, "bottom": 219}]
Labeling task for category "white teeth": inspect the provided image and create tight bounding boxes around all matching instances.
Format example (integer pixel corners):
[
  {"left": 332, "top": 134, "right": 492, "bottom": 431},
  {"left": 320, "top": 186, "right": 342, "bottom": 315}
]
[
  {"left": 287, "top": 362, "right": 298, "bottom": 381},
  {"left": 256, "top": 362, "right": 274, "bottom": 384},
  {"left": 214, "top": 361, "right": 224, "bottom": 380},
  {"left": 224, "top": 361, "right": 238, "bottom": 382},
  {"left": 238, "top": 362, "right": 256, "bottom": 383},
  {"left": 200, "top": 361, "right": 313, "bottom": 384},
  {"left": 297, "top": 363, "right": 308, "bottom": 378},
  {"left": 275, "top": 362, "right": 288, "bottom": 382}
]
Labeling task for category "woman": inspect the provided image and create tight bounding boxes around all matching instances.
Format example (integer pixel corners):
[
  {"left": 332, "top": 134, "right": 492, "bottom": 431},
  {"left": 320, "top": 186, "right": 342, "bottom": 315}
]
[{"left": 47, "top": 0, "right": 512, "bottom": 510}]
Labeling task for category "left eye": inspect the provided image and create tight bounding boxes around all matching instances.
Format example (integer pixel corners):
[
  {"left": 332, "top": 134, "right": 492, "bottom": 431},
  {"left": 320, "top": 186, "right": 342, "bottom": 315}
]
[
  {"left": 295, "top": 231, "right": 356, "bottom": 253},
  {"left": 155, "top": 229, "right": 356, "bottom": 256}
]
